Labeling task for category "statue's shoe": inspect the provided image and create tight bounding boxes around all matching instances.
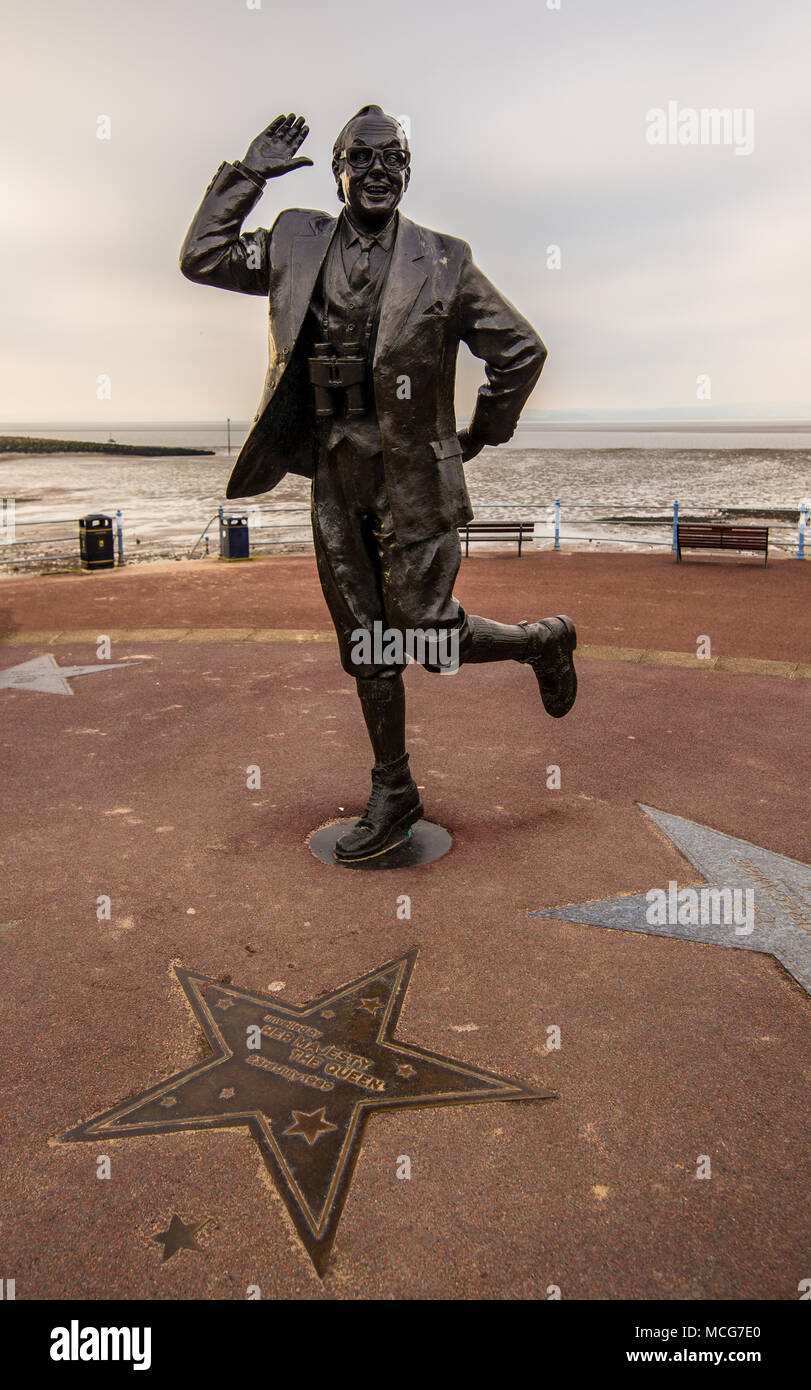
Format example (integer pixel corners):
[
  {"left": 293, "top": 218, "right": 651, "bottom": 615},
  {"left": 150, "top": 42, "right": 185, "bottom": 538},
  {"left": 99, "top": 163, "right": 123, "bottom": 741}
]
[
  {"left": 334, "top": 757, "right": 424, "bottom": 862},
  {"left": 518, "top": 615, "right": 578, "bottom": 718}
]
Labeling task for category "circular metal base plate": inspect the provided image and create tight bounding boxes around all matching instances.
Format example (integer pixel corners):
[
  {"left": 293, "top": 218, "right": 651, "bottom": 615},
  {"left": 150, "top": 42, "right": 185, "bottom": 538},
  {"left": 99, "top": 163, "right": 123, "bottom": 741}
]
[{"left": 308, "top": 818, "right": 453, "bottom": 870}]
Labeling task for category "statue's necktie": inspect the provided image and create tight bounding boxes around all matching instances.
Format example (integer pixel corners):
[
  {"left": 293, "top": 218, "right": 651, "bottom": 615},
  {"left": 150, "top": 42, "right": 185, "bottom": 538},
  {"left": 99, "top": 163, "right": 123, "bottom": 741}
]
[{"left": 347, "top": 238, "right": 375, "bottom": 292}]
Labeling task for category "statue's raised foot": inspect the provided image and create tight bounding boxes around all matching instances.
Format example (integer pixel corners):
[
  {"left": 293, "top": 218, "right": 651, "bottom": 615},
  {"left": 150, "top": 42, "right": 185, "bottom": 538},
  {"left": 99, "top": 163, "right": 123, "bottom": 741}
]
[{"left": 519, "top": 615, "right": 578, "bottom": 718}]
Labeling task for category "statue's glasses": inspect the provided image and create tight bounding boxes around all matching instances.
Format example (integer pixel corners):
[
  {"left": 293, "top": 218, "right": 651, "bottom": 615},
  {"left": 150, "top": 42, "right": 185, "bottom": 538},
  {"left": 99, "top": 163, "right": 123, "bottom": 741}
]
[{"left": 340, "top": 146, "right": 410, "bottom": 171}]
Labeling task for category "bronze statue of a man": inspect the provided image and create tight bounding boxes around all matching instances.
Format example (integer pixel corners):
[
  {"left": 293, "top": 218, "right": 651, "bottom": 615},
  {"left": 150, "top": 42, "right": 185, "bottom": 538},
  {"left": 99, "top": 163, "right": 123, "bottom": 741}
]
[{"left": 181, "top": 107, "right": 577, "bottom": 861}]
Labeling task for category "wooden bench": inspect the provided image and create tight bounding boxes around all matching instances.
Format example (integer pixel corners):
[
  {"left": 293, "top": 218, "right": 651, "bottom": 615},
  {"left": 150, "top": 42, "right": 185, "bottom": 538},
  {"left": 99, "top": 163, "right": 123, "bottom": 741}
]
[
  {"left": 459, "top": 521, "right": 535, "bottom": 557},
  {"left": 676, "top": 522, "right": 769, "bottom": 566}
]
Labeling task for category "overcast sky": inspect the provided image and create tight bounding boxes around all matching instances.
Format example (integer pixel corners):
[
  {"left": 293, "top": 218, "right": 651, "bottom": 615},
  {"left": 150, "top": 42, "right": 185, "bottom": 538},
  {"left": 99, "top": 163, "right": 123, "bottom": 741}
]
[{"left": 2, "top": 0, "right": 809, "bottom": 422}]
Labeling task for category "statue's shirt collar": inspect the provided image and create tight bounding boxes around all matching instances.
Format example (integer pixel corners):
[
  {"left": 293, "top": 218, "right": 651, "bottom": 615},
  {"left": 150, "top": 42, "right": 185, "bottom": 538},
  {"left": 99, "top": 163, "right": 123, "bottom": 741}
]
[{"left": 341, "top": 211, "right": 398, "bottom": 254}]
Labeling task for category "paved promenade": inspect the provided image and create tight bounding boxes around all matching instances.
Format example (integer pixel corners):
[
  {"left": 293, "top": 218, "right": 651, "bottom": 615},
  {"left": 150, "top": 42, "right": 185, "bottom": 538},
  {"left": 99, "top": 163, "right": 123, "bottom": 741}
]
[{"left": 1, "top": 550, "right": 808, "bottom": 1299}]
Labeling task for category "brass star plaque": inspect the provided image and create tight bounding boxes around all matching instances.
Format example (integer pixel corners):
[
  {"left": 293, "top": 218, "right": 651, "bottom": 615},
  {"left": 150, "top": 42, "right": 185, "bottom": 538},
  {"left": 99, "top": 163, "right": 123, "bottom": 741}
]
[
  {"left": 151, "top": 1213, "right": 211, "bottom": 1263},
  {"left": 60, "top": 949, "right": 553, "bottom": 1275}
]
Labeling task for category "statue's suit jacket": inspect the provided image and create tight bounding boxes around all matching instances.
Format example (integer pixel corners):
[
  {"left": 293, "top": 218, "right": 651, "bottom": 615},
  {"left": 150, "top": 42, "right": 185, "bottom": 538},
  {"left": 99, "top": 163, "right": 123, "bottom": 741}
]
[{"left": 180, "top": 161, "right": 546, "bottom": 545}]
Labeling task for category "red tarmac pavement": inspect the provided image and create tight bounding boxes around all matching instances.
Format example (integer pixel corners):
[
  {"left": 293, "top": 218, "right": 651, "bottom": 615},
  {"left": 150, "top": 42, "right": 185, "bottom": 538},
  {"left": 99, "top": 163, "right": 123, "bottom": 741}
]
[
  {"left": 1, "top": 549, "right": 808, "bottom": 662},
  {"left": 0, "top": 552, "right": 808, "bottom": 1300}
]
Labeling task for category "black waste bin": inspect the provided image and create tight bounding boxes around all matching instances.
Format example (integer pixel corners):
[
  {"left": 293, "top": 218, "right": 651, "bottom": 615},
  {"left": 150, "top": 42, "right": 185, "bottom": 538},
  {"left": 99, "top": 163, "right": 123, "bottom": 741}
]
[
  {"left": 79, "top": 513, "right": 114, "bottom": 570},
  {"left": 221, "top": 514, "right": 250, "bottom": 559}
]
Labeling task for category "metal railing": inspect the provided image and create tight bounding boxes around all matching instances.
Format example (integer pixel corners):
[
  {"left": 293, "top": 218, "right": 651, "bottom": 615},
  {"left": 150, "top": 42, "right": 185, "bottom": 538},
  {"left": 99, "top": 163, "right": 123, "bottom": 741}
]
[
  {"left": 210, "top": 500, "right": 807, "bottom": 557},
  {"left": 1, "top": 500, "right": 807, "bottom": 566},
  {"left": 0, "top": 509, "right": 124, "bottom": 566},
  {"left": 538, "top": 499, "right": 806, "bottom": 556}
]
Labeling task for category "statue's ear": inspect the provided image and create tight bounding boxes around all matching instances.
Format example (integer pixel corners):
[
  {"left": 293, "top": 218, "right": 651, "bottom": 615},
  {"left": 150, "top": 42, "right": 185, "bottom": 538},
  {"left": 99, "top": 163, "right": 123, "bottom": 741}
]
[
  {"left": 403, "top": 167, "right": 411, "bottom": 194},
  {"left": 332, "top": 158, "right": 345, "bottom": 202}
]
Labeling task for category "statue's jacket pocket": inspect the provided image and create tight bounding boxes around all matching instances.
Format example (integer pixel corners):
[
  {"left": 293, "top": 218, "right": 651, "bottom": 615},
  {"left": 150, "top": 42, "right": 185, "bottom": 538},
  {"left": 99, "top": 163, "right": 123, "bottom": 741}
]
[{"left": 430, "top": 436, "right": 462, "bottom": 462}]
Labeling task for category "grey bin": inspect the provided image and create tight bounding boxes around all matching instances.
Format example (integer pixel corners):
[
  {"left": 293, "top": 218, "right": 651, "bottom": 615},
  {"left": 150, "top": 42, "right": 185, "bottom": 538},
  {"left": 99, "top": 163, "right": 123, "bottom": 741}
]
[
  {"left": 79, "top": 514, "right": 114, "bottom": 570},
  {"left": 221, "top": 514, "right": 250, "bottom": 559}
]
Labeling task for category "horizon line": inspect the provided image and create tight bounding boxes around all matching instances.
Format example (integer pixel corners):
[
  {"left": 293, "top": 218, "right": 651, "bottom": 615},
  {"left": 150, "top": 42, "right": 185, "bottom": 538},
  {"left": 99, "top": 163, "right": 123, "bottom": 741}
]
[{"left": 2, "top": 417, "right": 810, "bottom": 431}]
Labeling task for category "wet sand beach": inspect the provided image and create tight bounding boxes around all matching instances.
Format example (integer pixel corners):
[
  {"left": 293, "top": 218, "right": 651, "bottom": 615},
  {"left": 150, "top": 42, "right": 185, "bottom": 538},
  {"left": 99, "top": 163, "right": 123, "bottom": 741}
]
[{"left": 1, "top": 443, "right": 808, "bottom": 566}]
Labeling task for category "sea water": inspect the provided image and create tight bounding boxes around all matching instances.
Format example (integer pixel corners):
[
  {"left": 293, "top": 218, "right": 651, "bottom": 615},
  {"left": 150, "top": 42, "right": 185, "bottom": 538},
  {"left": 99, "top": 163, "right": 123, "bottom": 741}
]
[{"left": 1, "top": 422, "right": 808, "bottom": 563}]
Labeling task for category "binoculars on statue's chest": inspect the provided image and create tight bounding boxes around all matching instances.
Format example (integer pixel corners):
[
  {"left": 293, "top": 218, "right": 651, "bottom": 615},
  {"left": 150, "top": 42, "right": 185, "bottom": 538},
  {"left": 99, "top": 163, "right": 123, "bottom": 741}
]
[{"left": 308, "top": 341, "right": 367, "bottom": 418}]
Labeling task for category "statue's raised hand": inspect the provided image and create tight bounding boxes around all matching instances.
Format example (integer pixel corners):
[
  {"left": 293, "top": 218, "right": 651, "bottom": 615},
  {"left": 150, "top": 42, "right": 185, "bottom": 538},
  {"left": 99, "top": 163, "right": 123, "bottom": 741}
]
[{"left": 242, "top": 113, "right": 313, "bottom": 180}]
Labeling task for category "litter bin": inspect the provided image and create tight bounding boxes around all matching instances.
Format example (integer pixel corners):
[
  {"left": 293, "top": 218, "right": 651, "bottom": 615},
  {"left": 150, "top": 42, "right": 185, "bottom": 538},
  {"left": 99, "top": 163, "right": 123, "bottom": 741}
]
[
  {"left": 79, "top": 513, "right": 115, "bottom": 570},
  {"left": 221, "top": 514, "right": 250, "bottom": 559}
]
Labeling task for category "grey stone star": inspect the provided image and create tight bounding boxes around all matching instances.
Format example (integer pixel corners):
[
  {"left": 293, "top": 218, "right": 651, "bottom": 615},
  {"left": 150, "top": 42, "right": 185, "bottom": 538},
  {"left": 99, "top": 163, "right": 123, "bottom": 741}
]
[
  {"left": 0, "top": 653, "right": 138, "bottom": 696},
  {"left": 531, "top": 805, "right": 811, "bottom": 994}
]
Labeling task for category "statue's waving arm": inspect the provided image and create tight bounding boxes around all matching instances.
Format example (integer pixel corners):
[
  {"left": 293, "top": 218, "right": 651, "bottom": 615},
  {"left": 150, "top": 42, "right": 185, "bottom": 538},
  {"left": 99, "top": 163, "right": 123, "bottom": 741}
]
[{"left": 179, "top": 114, "right": 313, "bottom": 295}]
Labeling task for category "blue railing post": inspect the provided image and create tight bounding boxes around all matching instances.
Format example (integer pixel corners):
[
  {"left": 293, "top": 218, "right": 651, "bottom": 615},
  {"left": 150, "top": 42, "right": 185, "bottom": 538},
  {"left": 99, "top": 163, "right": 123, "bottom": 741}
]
[
  {"left": 554, "top": 498, "right": 560, "bottom": 551},
  {"left": 115, "top": 508, "right": 124, "bottom": 566},
  {"left": 672, "top": 499, "right": 679, "bottom": 553},
  {"left": 797, "top": 500, "right": 807, "bottom": 559},
  {"left": 218, "top": 504, "right": 224, "bottom": 557}
]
